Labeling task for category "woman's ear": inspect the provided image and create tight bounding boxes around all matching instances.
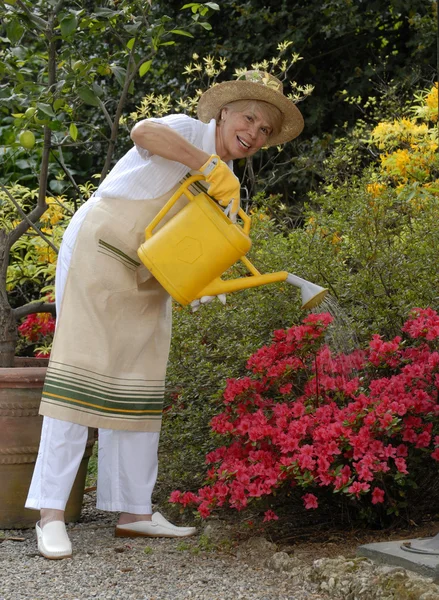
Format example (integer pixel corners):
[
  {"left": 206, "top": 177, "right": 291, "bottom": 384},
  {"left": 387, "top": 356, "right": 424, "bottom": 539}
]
[{"left": 220, "top": 107, "right": 229, "bottom": 121}]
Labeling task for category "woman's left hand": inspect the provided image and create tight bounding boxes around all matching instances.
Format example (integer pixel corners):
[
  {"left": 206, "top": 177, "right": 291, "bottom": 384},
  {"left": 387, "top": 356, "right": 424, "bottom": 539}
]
[{"left": 190, "top": 294, "right": 227, "bottom": 312}]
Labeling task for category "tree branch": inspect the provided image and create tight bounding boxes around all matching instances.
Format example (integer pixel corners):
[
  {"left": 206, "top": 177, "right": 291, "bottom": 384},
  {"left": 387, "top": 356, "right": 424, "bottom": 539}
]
[
  {"left": 0, "top": 183, "right": 58, "bottom": 252},
  {"left": 52, "top": 0, "right": 66, "bottom": 15},
  {"left": 97, "top": 97, "right": 114, "bottom": 129},
  {"left": 14, "top": 0, "right": 48, "bottom": 30},
  {"left": 50, "top": 147, "right": 84, "bottom": 210},
  {"left": 99, "top": 45, "right": 137, "bottom": 181},
  {"left": 14, "top": 301, "right": 56, "bottom": 320}
]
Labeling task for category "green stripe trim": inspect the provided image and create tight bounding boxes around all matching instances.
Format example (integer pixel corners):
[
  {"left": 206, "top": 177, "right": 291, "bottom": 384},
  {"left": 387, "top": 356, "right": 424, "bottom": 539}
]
[
  {"left": 98, "top": 248, "right": 137, "bottom": 271},
  {"left": 42, "top": 389, "right": 163, "bottom": 415},
  {"left": 43, "top": 381, "right": 164, "bottom": 413},
  {"left": 44, "top": 380, "right": 163, "bottom": 405},
  {"left": 48, "top": 360, "right": 164, "bottom": 383},
  {"left": 43, "top": 361, "right": 165, "bottom": 417},
  {"left": 98, "top": 239, "right": 141, "bottom": 267},
  {"left": 46, "top": 366, "right": 164, "bottom": 395},
  {"left": 41, "top": 396, "right": 163, "bottom": 418}
]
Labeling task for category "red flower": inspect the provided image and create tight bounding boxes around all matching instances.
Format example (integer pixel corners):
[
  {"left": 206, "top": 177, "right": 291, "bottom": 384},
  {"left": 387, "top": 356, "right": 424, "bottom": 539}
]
[
  {"left": 371, "top": 487, "right": 385, "bottom": 504},
  {"left": 263, "top": 510, "right": 279, "bottom": 522},
  {"left": 302, "top": 493, "right": 318, "bottom": 509}
]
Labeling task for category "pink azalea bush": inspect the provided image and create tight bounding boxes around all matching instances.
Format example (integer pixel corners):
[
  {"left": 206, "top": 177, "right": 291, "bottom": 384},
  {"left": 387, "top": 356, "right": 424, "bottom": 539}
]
[
  {"left": 18, "top": 312, "right": 55, "bottom": 357},
  {"left": 170, "top": 308, "right": 439, "bottom": 522}
]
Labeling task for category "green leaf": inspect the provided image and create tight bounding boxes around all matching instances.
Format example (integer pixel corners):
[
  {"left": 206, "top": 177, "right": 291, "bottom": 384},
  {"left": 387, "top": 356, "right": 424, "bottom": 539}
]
[
  {"left": 15, "top": 159, "right": 31, "bottom": 169},
  {"left": 93, "top": 8, "right": 119, "bottom": 17},
  {"left": 6, "top": 19, "right": 25, "bottom": 44},
  {"left": 91, "top": 82, "right": 104, "bottom": 97},
  {"left": 77, "top": 86, "right": 99, "bottom": 107},
  {"left": 170, "top": 29, "right": 194, "bottom": 38},
  {"left": 110, "top": 65, "right": 126, "bottom": 87},
  {"left": 36, "top": 103, "right": 56, "bottom": 117},
  {"left": 205, "top": 2, "right": 220, "bottom": 10},
  {"left": 159, "top": 41, "right": 175, "bottom": 46},
  {"left": 69, "top": 123, "right": 78, "bottom": 141},
  {"left": 53, "top": 99, "right": 65, "bottom": 112},
  {"left": 49, "top": 180, "right": 65, "bottom": 194},
  {"left": 60, "top": 14, "right": 78, "bottom": 37},
  {"left": 48, "top": 119, "right": 62, "bottom": 131},
  {"left": 139, "top": 60, "right": 152, "bottom": 77},
  {"left": 127, "top": 37, "right": 136, "bottom": 50},
  {"left": 198, "top": 21, "right": 212, "bottom": 30},
  {"left": 124, "top": 22, "right": 141, "bottom": 34}
]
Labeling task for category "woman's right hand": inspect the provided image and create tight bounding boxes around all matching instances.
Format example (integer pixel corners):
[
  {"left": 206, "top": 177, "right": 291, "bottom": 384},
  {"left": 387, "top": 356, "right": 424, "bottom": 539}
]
[{"left": 200, "top": 155, "right": 240, "bottom": 219}]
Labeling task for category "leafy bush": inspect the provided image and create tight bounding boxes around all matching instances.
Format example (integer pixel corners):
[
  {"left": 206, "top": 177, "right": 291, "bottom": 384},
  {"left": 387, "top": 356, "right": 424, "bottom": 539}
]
[
  {"left": 169, "top": 308, "right": 439, "bottom": 525},
  {"left": 283, "top": 83, "right": 439, "bottom": 340}
]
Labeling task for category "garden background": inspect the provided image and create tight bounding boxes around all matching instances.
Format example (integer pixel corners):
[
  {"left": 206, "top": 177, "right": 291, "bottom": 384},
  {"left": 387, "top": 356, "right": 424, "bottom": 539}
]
[{"left": 1, "top": 0, "right": 438, "bottom": 535}]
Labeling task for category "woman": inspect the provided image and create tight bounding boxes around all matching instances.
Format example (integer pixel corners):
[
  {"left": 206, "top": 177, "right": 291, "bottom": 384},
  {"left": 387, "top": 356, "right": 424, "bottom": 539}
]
[{"left": 26, "top": 70, "right": 304, "bottom": 559}]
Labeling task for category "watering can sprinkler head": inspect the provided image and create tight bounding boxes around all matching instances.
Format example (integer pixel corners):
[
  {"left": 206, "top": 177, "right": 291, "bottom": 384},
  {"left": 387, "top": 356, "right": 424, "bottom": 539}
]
[{"left": 286, "top": 273, "right": 329, "bottom": 310}]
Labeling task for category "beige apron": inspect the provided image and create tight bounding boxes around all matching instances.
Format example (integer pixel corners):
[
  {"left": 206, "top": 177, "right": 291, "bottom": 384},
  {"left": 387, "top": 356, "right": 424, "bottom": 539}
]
[{"left": 39, "top": 180, "right": 196, "bottom": 432}]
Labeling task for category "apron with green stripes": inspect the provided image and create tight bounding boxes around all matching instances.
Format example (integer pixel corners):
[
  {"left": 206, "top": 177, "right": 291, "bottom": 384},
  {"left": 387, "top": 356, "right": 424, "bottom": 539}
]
[{"left": 39, "top": 176, "right": 205, "bottom": 432}]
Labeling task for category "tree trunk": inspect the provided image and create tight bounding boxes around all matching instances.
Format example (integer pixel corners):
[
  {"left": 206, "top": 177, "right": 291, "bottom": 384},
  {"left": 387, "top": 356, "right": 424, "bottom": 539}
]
[{"left": 0, "top": 230, "right": 17, "bottom": 368}]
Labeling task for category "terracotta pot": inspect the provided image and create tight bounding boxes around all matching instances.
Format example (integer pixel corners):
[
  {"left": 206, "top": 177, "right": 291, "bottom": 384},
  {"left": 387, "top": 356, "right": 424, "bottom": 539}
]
[{"left": 0, "top": 358, "right": 95, "bottom": 529}]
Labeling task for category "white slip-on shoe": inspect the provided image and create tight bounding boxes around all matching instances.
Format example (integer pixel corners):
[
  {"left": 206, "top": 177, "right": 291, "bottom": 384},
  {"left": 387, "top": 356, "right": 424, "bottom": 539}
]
[
  {"left": 115, "top": 512, "right": 197, "bottom": 538},
  {"left": 36, "top": 521, "right": 72, "bottom": 560}
]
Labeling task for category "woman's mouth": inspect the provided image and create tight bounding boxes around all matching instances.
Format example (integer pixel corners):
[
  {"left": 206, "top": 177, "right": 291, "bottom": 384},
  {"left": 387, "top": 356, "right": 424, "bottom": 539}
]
[{"left": 237, "top": 136, "right": 250, "bottom": 150}]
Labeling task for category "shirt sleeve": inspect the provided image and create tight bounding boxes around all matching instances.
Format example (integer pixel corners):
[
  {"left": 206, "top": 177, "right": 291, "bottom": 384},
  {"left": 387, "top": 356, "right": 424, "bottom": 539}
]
[{"left": 134, "top": 114, "right": 204, "bottom": 161}]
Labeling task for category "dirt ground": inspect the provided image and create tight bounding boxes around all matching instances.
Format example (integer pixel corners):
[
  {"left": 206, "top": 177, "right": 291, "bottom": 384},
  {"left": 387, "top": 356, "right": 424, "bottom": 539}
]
[
  {"left": 50, "top": 488, "right": 439, "bottom": 567},
  {"left": 271, "top": 517, "right": 439, "bottom": 565}
]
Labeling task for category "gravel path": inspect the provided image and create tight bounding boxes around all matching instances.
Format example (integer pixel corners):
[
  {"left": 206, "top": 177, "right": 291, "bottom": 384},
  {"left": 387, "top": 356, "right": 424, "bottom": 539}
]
[{"left": 0, "top": 496, "right": 330, "bottom": 600}]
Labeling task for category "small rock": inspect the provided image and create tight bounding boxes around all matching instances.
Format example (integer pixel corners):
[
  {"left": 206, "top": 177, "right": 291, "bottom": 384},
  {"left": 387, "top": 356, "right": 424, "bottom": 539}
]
[
  {"left": 265, "top": 552, "right": 293, "bottom": 572},
  {"left": 236, "top": 536, "right": 277, "bottom": 566},
  {"left": 202, "top": 520, "right": 231, "bottom": 542}
]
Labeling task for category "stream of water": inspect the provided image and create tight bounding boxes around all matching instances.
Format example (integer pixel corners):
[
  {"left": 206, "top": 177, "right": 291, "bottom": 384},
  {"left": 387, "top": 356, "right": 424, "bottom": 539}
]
[{"left": 312, "top": 294, "right": 361, "bottom": 356}]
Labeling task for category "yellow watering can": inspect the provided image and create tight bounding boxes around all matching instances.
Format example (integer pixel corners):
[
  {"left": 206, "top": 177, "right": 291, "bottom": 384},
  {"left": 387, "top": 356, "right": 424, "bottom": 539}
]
[{"left": 137, "top": 175, "right": 328, "bottom": 309}]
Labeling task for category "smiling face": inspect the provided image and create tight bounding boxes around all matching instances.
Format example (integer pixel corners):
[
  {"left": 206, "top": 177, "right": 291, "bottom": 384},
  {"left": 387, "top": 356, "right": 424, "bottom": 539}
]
[{"left": 215, "top": 101, "right": 280, "bottom": 162}]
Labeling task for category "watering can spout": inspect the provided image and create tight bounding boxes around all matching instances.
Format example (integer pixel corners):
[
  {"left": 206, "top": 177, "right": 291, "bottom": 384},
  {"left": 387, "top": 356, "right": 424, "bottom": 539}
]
[{"left": 286, "top": 273, "right": 328, "bottom": 310}]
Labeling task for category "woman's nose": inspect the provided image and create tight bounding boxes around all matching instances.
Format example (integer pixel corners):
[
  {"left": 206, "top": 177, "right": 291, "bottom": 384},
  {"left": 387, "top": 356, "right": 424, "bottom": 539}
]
[{"left": 248, "top": 123, "right": 257, "bottom": 138}]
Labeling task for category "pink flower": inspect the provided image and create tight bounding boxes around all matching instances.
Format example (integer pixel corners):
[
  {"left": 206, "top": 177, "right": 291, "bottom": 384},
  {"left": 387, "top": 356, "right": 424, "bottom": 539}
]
[
  {"left": 371, "top": 487, "right": 385, "bottom": 504},
  {"left": 198, "top": 502, "right": 211, "bottom": 518},
  {"left": 348, "top": 481, "right": 370, "bottom": 498},
  {"left": 279, "top": 383, "right": 293, "bottom": 395},
  {"left": 394, "top": 458, "right": 409, "bottom": 474},
  {"left": 302, "top": 493, "right": 318, "bottom": 509},
  {"left": 263, "top": 510, "right": 279, "bottom": 522},
  {"left": 169, "top": 490, "right": 182, "bottom": 503}
]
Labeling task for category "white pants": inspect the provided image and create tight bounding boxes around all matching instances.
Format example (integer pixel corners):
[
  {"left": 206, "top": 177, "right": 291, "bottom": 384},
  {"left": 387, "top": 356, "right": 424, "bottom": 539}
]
[{"left": 26, "top": 416, "right": 160, "bottom": 513}]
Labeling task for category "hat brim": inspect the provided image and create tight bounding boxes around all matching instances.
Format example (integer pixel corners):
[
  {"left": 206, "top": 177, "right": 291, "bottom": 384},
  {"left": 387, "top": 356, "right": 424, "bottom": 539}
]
[{"left": 197, "top": 80, "right": 304, "bottom": 147}]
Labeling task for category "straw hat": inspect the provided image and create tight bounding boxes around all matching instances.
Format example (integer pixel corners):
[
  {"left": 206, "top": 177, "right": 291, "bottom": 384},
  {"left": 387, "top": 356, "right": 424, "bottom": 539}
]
[{"left": 197, "top": 70, "right": 304, "bottom": 146}]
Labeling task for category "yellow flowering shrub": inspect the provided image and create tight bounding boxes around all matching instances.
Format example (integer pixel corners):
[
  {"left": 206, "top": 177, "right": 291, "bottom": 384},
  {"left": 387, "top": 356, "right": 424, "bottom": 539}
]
[
  {"left": 1, "top": 186, "right": 75, "bottom": 293},
  {"left": 366, "top": 83, "right": 439, "bottom": 212}
]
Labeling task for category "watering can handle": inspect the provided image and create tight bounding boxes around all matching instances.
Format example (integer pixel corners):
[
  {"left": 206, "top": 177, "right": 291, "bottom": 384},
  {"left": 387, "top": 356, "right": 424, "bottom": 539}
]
[{"left": 144, "top": 174, "right": 251, "bottom": 239}]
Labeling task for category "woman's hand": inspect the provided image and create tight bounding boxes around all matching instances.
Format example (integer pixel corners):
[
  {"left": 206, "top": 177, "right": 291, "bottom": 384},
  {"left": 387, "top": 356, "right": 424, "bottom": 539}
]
[
  {"left": 190, "top": 294, "right": 227, "bottom": 312},
  {"left": 200, "top": 155, "right": 240, "bottom": 220}
]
